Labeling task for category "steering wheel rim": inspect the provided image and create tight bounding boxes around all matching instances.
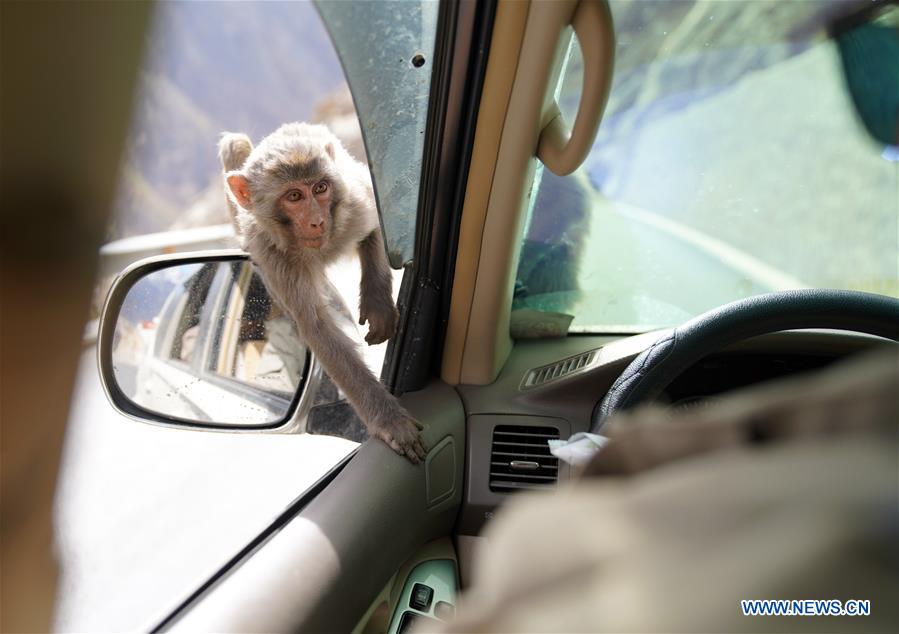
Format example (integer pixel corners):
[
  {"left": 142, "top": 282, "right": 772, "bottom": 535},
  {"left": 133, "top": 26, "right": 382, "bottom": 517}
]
[{"left": 591, "top": 289, "right": 899, "bottom": 432}]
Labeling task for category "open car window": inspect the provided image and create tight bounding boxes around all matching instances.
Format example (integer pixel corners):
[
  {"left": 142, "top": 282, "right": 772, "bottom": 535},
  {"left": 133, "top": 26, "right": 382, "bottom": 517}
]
[
  {"left": 514, "top": 0, "right": 899, "bottom": 334},
  {"left": 55, "top": 1, "right": 437, "bottom": 630}
]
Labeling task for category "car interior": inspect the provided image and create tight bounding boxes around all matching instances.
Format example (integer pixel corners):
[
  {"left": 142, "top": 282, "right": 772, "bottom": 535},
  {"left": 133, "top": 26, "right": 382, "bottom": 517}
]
[{"left": 81, "top": 0, "right": 897, "bottom": 632}]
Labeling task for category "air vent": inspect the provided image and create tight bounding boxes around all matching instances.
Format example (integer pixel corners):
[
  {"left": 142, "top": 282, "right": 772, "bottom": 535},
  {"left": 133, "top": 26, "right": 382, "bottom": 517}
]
[
  {"left": 521, "top": 349, "right": 598, "bottom": 389},
  {"left": 489, "top": 425, "right": 560, "bottom": 493}
]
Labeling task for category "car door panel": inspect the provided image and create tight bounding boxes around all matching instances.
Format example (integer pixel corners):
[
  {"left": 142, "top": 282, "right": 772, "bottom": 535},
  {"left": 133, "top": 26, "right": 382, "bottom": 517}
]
[
  {"left": 349, "top": 537, "right": 460, "bottom": 634},
  {"left": 165, "top": 380, "right": 464, "bottom": 633}
]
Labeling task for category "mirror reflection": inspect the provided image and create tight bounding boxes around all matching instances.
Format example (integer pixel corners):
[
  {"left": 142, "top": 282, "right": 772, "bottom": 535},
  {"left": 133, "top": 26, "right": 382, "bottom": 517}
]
[{"left": 112, "top": 261, "right": 307, "bottom": 426}]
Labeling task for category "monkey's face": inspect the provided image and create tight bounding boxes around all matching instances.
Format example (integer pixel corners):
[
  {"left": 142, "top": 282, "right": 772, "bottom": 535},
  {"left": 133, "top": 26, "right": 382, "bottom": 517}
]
[
  {"left": 275, "top": 179, "right": 332, "bottom": 249},
  {"left": 226, "top": 128, "right": 343, "bottom": 252}
]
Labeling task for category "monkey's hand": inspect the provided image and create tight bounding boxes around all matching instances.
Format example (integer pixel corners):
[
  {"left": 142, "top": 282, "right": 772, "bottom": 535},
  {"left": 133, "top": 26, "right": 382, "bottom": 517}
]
[
  {"left": 370, "top": 413, "right": 427, "bottom": 464},
  {"left": 359, "top": 295, "right": 399, "bottom": 345}
]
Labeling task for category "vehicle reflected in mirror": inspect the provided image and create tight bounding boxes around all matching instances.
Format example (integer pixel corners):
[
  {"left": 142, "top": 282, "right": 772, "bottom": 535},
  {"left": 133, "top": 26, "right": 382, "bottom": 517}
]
[{"left": 108, "top": 259, "right": 308, "bottom": 427}]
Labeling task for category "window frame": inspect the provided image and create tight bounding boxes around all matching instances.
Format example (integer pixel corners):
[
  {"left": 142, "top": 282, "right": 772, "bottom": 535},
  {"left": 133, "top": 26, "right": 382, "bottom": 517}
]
[{"left": 385, "top": 0, "right": 498, "bottom": 394}]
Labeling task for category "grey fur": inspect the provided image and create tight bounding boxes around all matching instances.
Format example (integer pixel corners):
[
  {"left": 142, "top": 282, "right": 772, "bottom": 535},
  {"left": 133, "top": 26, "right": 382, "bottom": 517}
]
[
  {"left": 219, "top": 122, "right": 425, "bottom": 463},
  {"left": 218, "top": 132, "right": 253, "bottom": 171},
  {"left": 218, "top": 132, "right": 254, "bottom": 233},
  {"left": 358, "top": 229, "right": 399, "bottom": 345}
]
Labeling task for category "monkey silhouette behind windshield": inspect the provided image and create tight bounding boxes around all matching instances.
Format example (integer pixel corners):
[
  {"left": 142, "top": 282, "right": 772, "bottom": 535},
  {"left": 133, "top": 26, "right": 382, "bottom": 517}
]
[{"left": 218, "top": 123, "right": 426, "bottom": 462}]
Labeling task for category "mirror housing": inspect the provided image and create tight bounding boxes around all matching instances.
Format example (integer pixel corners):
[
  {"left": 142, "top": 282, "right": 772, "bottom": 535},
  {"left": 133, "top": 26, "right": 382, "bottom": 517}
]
[{"left": 98, "top": 250, "right": 319, "bottom": 432}]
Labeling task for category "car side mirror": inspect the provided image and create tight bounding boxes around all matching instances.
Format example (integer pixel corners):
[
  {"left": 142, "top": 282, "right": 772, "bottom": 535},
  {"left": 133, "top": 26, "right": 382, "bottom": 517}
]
[{"left": 98, "top": 251, "right": 314, "bottom": 430}]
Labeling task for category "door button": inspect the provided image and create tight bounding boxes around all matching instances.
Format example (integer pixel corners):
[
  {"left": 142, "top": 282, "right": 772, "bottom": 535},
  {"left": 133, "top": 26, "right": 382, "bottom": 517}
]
[{"left": 409, "top": 583, "right": 433, "bottom": 611}]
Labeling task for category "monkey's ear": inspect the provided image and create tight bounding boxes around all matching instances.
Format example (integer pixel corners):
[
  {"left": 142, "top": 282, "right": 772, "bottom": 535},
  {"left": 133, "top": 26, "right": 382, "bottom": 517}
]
[
  {"left": 226, "top": 172, "right": 254, "bottom": 210},
  {"left": 324, "top": 142, "right": 335, "bottom": 161},
  {"left": 219, "top": 132, "right": 253, "bottom": 171}
]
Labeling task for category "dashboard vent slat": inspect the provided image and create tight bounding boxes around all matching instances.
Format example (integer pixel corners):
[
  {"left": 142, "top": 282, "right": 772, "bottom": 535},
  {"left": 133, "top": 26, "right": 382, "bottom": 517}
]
[
  {"left": 492, "top": 440, "right": 552, "bottom": 449},
  {"left": 489, "top": 472, "right": 557, "bottom": 481},
  {"left": 490, "top": 451, "right": 558, "bottom": 462},
  {"left": 489, "top": 480, "right": 555, "bottom": 491},
  {"left": 489, "top": 424, "right": 560, "bottom": 493},
  {"left": 522, "top": 349, "right": 599, "bottom": 389}
]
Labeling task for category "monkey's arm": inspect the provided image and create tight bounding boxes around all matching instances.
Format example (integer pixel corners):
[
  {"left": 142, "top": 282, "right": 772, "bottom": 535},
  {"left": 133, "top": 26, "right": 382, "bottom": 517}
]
[
  {"left": 269, "top": 264, "right": 425, "bottom": 463},
  {"left": 357, "top": 229, "right": 399, "bottom": 345}
]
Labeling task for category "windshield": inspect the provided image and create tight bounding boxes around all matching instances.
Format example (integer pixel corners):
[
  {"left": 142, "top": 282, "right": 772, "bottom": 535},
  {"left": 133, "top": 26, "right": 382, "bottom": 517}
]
[
  {"left": 317, "top": 0, "right": 439, "bottom": 267},
  {"left": 515, "top": 0, "right": 898, "bottom": 334}
]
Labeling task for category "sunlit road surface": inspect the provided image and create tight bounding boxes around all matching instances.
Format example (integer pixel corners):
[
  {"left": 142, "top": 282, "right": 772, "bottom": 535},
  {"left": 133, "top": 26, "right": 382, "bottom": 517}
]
[
  {"left": 52, "top": 256, "right": 396, "bottom": 632},
  {"left": 572, "top": 192, "right": 800, "bottom": 330}
]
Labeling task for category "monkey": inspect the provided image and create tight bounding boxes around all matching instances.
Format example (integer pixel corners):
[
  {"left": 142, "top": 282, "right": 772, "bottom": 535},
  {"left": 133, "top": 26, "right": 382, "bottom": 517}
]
[{"left": 217, "top": 123, "right": 427, "bottom": 463}]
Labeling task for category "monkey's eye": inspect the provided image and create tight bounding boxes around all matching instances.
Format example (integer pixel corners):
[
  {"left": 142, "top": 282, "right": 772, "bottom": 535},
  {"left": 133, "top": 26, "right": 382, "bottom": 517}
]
[
  {"left": 285, "top": 190, "right": 303, "bottom": 202},
  {"left": 313, "top": 181, "right": 329, "bottom": 195}
]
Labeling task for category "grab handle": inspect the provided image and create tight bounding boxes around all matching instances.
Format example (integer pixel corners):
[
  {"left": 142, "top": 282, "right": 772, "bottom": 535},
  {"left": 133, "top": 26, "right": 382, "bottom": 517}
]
[{"left": 537, "top": 0, "right": 615, "bottom": 176}]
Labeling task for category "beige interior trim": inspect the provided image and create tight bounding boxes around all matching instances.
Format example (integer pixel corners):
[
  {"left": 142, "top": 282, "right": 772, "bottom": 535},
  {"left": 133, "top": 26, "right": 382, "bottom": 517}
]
[
  {"left": 444, "top": 0, "right": 611, "bottom": 385},
  {"left": 441, "top": 0, "right": 531, "bottom": 385},
  {"left": 537, "top": 0, "right": 615, "bottom": 175}
]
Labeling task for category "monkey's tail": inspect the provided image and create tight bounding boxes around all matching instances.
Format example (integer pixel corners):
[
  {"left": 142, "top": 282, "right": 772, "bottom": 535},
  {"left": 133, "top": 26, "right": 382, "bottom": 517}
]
[{"left": 218, "top": 132, "right": 253, "bottom": 172}]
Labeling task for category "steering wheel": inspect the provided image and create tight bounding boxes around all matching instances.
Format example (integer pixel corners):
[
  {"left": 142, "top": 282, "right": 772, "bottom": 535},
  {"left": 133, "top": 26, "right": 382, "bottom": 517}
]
[{"left": 591, "top": 289, "right": 899, "bottom": 432}]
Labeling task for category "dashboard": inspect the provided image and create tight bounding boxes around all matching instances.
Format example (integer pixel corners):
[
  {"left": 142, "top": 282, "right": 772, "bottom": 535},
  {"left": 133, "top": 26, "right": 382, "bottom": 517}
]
[
  {"left": 663, "top": 352, "right": 841, "bottom": 407},
  {"left": 456, "top": 329, "right": 894, "bottom": 535}
]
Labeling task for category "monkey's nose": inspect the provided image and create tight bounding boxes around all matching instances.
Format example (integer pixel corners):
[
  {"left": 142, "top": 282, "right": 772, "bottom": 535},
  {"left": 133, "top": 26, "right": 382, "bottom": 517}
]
[{"left": 307, "top": 220, "right": 326, "bottom": 235}]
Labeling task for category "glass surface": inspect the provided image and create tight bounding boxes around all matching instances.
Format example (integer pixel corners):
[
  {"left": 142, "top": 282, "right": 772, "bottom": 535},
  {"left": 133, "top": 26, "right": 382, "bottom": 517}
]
[
  {"left": 112, "top": 261, "right": 307, "bottom": 425},
  {"left": 317, "top": 0, "right": 439, "bottom": 267},
  {"left": 515, "top": 0, "right": 899, "bottom": 333}
]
